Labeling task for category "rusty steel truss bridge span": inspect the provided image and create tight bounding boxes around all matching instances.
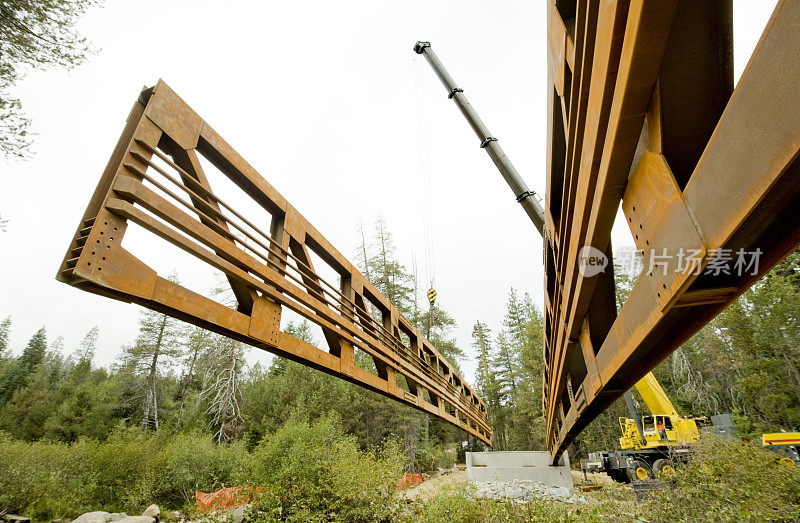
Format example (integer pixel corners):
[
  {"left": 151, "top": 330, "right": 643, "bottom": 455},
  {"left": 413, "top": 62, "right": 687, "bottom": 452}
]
[{"left": 56, "top": 81, "right": 492, "bottom": 445}]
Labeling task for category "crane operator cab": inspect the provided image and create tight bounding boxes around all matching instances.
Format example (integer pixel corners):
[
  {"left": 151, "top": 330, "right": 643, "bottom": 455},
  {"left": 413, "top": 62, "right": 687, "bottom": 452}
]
[{"left": 619, "top": 413, "right": 705, "bottom": 451}]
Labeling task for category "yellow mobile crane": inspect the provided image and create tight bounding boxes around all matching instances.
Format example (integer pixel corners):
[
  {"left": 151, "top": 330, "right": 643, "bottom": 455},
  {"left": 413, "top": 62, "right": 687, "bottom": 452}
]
[{"left": 581, "top": 372, "right": 708, "bottom": 483}]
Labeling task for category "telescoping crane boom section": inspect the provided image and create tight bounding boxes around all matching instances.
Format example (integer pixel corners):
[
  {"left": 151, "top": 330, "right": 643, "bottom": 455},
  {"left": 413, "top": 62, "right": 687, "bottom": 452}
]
[
  {"left": 413, "top": 41, "right": 545, "bottom": 236},
  {"left": 633, "top": 372, "right": 679, "bottom": 420}
]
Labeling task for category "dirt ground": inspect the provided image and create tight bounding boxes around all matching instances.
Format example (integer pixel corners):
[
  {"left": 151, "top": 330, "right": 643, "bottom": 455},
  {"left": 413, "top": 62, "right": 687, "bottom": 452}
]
[
  {"left": 400, "top": 467, "right": 614, "bottom": 502},
  {"left": 400, "top": 467, "right": 468, "bottom": 501},
  {"left": 572, "top": 470, "right": 614, "bottom": 486}
]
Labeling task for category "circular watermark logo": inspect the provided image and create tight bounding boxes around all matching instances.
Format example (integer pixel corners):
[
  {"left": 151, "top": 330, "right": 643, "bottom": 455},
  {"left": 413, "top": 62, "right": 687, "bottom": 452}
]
[{"left": 578, "top": 246, "right": 608, "bottom": 277}]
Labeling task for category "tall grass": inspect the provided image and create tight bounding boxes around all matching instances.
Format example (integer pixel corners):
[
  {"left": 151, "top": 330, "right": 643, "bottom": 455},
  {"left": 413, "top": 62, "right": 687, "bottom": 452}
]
[
  {"left": 641, "top": 434, "right": 800, "bottom": 522},
  {"left": 240, "top": 415, "right": 405, "bottom": 522}
]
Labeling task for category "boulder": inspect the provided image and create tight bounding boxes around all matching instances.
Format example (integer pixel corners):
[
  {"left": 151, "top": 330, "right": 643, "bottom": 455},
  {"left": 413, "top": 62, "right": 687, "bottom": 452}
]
[
  {"left": 508, "top": 488, "right": 525, "bottom": 499},
  {"left": 116, "top": 517, "right": 155, "bottom": 523},
  {"left": 73, "top": 512, "right": 111, "bottom": 523},
  {"left": 142, "top": 505, "right": 159, "bottom": 519},
  {"left": 230, "top": 506, "right": 245, "bottom": 523}
]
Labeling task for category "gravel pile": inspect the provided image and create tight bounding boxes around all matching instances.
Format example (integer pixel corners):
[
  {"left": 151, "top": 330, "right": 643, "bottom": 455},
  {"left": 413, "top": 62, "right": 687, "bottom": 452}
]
[{"left": 473, "top": 479, "right": 586, "bottom": 504}]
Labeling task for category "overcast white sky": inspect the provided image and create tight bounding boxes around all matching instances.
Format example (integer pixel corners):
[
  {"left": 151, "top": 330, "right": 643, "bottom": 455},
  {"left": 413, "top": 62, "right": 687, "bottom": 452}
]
[{"left": 0, "top": 1, "right": 778, "bottom": 382}]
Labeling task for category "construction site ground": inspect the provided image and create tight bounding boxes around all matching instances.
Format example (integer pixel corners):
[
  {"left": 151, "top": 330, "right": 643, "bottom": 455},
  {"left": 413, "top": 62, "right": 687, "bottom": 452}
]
[
  {"left": 400, "top": 465, "right": 615, "bottom": 503},
  {"left": 399, "top": 467, "right": 464, "bottom": 502}
]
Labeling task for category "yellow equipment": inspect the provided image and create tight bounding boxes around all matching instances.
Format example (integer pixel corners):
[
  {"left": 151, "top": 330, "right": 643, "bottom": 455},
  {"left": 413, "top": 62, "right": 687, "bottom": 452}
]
[
  {"left": 582, "top": 371, "right": 707, "bottom": 483},
  {"left": 619, "top": 372, "right": 707, "bottom": 451},
  {"left": 427, "top": 288, "right": 437, "bottom": 307},
  {"left": 585, "top": 372, "right": 796, "bottom": 483},
  {"left": 762, "top": 432, "right": 800, "bottom": 467}
]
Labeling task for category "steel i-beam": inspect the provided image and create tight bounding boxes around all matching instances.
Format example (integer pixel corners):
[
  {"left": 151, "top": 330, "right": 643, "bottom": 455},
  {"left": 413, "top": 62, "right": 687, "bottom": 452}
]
[{"left": 544, "top": 0, "right": 800, "bottom": 462}]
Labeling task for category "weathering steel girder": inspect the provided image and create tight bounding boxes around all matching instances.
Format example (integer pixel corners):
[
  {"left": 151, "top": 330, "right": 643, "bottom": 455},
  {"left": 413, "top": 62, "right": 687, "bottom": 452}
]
[
  {"left": 56, "top": 80, "right": 492, "bottom": 445},
  {"left": 544, "top": 0, "right": 800, "bottom": 463}
]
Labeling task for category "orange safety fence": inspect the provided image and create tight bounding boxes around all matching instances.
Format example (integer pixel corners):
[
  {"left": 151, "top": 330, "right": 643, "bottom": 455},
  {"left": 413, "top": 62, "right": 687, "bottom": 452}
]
[
  {"left": 195, "top": 486, "right": 262, "bottom": 511},
  {"left": 397, "top": 472, "right": 424, "bottom": 490}
]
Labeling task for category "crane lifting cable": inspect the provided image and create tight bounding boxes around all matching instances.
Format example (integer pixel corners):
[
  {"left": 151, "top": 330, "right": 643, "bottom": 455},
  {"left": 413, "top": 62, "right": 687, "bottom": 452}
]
[{"left": 413, "top": 49, "right": 438, "bottom": 308}]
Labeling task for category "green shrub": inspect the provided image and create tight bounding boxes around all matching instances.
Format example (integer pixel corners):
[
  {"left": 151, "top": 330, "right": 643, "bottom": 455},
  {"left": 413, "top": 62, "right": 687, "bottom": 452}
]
[
  {"left": 640, "top": 434, "right": 800, "bottom": 522},
  {"left": 0, "top": 430, "right": 248, "bottom": 521},
  {"left": 0, "top": 433, "right": 87, "bottom": 520},
  {"left": 242, "top": 415, "right": 405, "bottom": 522},
  {"left": 413, "top": 439, "right": 457, "bottom": 472},
  {"left": 0, "top": 418, "right": 404, "bottom": 522}
]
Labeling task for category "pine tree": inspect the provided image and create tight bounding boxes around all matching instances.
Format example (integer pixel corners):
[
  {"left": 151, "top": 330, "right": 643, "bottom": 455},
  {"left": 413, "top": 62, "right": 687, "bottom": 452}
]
[
  {"left": 1, "top": 363, "right": 51, "bottom": 440},
  {"left": 366, "top": 217, "right": 415, "bottom": 315},
  {"left": 493, "top": 331, "right": 518, "bottom": 396},
  {"left": 503, "top": 289, "right": 531, "bottom": 347},
  {"left": 18, "top": 327, "right": 46, "bottom": 373},
  {"left": 119, "top": 308, "right": 185, "bottom": 430},
  {"left": 470, "top": 289, "right": 550, "bottom": 450},
  {"left": 42, "top": 366, "right": 117, "bottom": 443},
  {"left": 76, "top": 326, "right": 99, "bottom": 363},
  {"left": 472, "top": 321, "right": 505, "bottom": 447},
  {"left": 417, "top": 305, "right": 463, "bottom": 367},
  {"left": 1, "top": 0, "right": 99, "bottom": 158},
  {"left": 471, "top": 321, "right": 495, "bottom": 396},
  {"left": 356, "top": 219, "right": 372, "bottom": 282},
  {"left": 45, "top": 335, "right": 68, "bottom": 387},
  {"left": 174, "top": 326, "right": 213, "bottom": 432},
  {"left": 0, "top": 316, "right": 10, "bottom": 357},
  {"left": 0, "top": 326, "right": 46, "bottom": 405},
  {"left": 353, "top": 219, "right": 456, "bottom": 462}
]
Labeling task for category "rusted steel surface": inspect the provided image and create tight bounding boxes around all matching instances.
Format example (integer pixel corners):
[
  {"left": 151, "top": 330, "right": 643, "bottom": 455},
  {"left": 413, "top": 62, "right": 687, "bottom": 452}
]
[
  {"left": 545, "top": 0, "right": 800, "bottom": 462},
  {"left": 57, "top": 81, "right": 491, "bottom": 445}
]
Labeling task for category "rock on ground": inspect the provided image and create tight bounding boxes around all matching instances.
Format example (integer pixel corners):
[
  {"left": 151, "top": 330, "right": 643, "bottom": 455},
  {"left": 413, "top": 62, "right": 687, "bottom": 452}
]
[
  {"left": 2, "top": 515, "right": 31, "bottom": 523},
  {"left": 142, "top": 505, "right": 160, "bottom": 519},
  {"left": 72, "top": 513, "right": 153, "bottom": 523},
  {"left": 73, "top": 504, "right": 159, "bottom": 523},
  {"left": 473, "top": 479, "right": 587, "bottom": 504},
  {"left": 73, "top": 512, "right": 115, "bottom": 523}
]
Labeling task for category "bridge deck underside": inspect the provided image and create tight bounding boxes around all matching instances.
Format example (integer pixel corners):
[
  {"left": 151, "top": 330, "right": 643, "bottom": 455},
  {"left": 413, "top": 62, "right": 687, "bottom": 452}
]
[{"left": 544, "top": 0, "right": 800, "bottom": 462}]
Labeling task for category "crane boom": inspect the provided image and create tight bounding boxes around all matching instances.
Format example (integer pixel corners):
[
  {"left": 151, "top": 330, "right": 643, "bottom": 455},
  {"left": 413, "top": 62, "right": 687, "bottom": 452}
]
[
  {"left": 414, "top": 41, "right": 545, "bottom": 236},
  {"left": 634, "top": 372, "right": 680, "bottom": 419}
]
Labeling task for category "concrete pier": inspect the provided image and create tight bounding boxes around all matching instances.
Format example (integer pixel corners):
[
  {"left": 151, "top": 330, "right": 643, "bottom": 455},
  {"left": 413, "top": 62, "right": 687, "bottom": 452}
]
[{"left": 465, "top": 451, "right": 574, "bottom": 489}]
